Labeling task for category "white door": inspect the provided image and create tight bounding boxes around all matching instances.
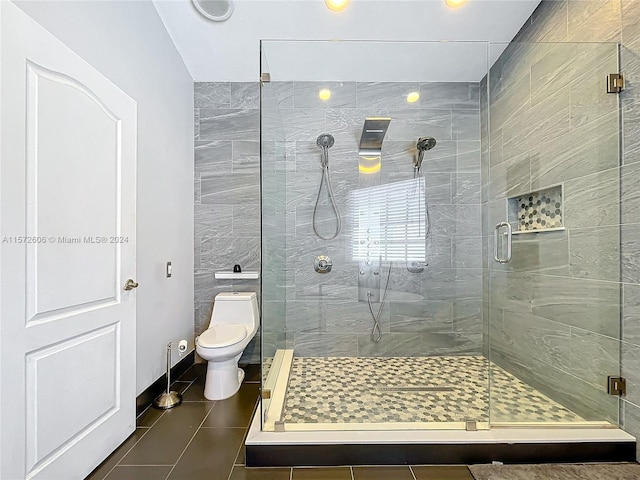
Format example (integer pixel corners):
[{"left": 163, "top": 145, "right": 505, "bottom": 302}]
[{"left": 0, "top": 2, "right": 137, "bottom": 479}]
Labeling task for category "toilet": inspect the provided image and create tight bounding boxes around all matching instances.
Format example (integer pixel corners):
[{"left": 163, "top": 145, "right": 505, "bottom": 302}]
[{"left": 196, "top": 292, "right": 259, "bottom": 400}]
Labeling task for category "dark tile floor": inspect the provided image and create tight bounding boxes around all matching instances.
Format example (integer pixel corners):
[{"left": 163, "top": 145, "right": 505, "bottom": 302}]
[{"left": 86, "top": 363, "right": 475, "bottom": 480}]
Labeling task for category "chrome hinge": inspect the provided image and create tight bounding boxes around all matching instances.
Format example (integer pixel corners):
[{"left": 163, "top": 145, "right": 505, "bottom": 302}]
[
  {"left": 608, "top": 376, "right": 626, "bottom": 396},
  {"left": 607, "top": 73, "right": 625, "bottom": 93},
  {"left": 260, "top": 72, "right": 271, "bottom": 84}
]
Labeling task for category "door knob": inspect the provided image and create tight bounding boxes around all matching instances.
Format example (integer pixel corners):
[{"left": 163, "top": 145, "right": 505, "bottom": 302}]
[{"left": 124, "top": 279, "right": 139, "bottom": 291}]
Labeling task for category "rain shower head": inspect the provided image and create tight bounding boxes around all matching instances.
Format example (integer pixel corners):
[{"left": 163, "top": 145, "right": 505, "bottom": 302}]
[
  {"left": 415, "top": 136, "right": 437, "bottom": 169},
  {"left": 358, "top": 117, "right": 391, "bottom": 157}
]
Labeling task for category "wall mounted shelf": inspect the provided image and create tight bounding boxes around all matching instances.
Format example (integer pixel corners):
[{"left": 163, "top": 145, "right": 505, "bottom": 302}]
[{"left": 215, "top": 271, "right": 260, "bottom": 280}]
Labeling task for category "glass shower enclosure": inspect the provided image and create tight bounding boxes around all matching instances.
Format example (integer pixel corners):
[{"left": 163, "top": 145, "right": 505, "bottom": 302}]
[{"left": 259, "top": 39, "right": 622, "bottom": 433}]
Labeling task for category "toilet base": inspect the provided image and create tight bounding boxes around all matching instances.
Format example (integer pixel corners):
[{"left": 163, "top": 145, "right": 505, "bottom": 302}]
[{"left": 204, "top": 354, "right": 245, "bottom": 400}]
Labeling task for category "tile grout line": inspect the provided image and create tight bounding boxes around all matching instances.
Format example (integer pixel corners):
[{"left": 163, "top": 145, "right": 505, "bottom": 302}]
[
  {"left": 227, "top": 399, "right": 260, "bottom": 480},
  {"left": 163, "top": 401, "right": 217, "bottom": 480},
  {"left": 408, "top": 465, "right": 418, "bottom": 480},
  {"left": 137, "top": 408, "right": 166, "bottom": 430},
  {"left": 94, "top": 366, "right": 202, "bottom": 479},
  {"left": 173, "top": 374, "right": 201, "bottom": 400},
  {"left": 94, "top": 428, "right": 152, "bottom": 480},
  {"left": 99, "top": 375, "right": 196, "bottom": 477}
]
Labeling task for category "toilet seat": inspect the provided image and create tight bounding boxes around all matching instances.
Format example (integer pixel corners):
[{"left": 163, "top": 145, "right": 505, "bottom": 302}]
[{"left": 198, "top": 324, "right": 247, "bottom": 348}]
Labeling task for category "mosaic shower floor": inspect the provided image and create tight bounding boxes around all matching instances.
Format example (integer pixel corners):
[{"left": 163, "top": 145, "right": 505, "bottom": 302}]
[{"left": 282, "top": 356, "right": 584, "bottom": 424}]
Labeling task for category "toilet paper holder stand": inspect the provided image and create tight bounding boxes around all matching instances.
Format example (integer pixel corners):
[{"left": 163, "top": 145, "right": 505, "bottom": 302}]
[{"left": 153, "top": 340, "right": 188, "bottom": 409}]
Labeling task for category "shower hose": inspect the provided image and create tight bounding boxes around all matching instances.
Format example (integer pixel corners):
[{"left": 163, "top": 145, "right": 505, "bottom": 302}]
[
  {"left": 406, "top": 165, "right": 431, "bottom": 273},
  {"left": 312, "top": 147, "right": 342, "bottom": 240},
  {"left": 367, "top": 263, "right": 393, "bottom": 343}
]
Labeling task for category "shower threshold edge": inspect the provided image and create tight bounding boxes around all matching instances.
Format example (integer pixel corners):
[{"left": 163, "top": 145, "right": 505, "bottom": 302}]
[{"left": 245, "top": 405, "right": 636, "bottom": 466}]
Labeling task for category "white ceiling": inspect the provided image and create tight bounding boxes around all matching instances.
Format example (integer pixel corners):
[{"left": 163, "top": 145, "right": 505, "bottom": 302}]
[{"left": 152, "top": 0, "right": 541, "bottom": 82}]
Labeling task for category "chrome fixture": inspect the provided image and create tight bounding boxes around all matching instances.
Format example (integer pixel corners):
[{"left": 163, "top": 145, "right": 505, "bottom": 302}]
[
  {"left": 192, "top": 0, "right": 234, "bottom": 21},
  {"left": 313, "top": 134, "right": 342, "bottom": 240},
  {"left": 359, "top": 258, "right": 381, "bottom": 303},
  {"left": 314, "top": 255, "right": 333, "bottom": 274},
  {"left": 316, "top": 134, "right": 335, "bottom": 163},
  {"left": 405, "top": 136, "right": 436, "bottom": 273},
  {"left": 406, "top": 171, "right": 429, "bottom": 274},
  {"left": 358, "top": 117, "right": 391, "bottom": 157},
  {"left": 414, "top": 136, "right": 436, "bottom": 170},
  {"left": 366, "top": 263, "right": 392, "bottom": 343},
  {"left": 153, "top": 342, "right": 183, "bottom": 409},
  {"left": 493, "top": 222, "right": 513, "bottom": 264}
]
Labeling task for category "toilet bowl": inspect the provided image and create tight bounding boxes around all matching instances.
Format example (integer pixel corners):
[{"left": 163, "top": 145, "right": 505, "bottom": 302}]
[{"left": 195, "top": 292, "right": 259, "bottom": 400}]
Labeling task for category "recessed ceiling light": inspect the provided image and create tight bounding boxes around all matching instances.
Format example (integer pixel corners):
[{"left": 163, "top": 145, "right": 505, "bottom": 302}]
[
  {"left": 318, "top": 89, "right": 332, "bottom": 101},
  {"left": 325, "top": 0, "right": 350, "bottom": 12},
  {"left": 445, "top": 0, "right": 468, "bottom": 8},
  {"left": 192, "top": 0, "right": 234, "bottom": 22},
  {"left": 407, "top": 92, "right": 420, "bottom": 103}
]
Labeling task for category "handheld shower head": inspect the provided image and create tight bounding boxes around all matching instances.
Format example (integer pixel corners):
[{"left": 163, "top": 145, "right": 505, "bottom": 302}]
[
  {"left": 316, "top": 134, "right": 335, "bottom": 150},
  {"left": 317, "top": 134, "right": 335, "bottom": 167},
  {"left": 415, "top": 136, "right": 436, "bottom": 169},
  {"left": 417, "top": 137, "right": 436, "bottom": 152}
]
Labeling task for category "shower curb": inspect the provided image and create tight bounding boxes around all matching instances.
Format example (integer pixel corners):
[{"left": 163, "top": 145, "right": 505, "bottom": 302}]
[
  {"left": 246, "top": 440, "right": 636, "bottom": 467},
  {"left": 245, "top": 404, "right": 636, "bottom": 467}
]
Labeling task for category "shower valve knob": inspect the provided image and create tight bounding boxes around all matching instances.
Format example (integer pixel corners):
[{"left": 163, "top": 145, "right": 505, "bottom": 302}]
[{"left": 314, "top": 255, "right": 333, "bottom": 274}]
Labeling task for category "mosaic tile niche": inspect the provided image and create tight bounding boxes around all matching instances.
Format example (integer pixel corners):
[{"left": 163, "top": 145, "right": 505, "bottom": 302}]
[{"left": 509, "top": 185, "right": 563, "bottom": 233}]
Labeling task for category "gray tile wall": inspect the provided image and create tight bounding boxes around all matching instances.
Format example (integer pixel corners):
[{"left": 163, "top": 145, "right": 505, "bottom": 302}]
[
  {"left": 260, "top": 81, "right": 483, "bottom": 358},
  {"left": 483, "top": 0, "right": 640, "bottom": 450},
  {"left": 194, "top": 82, "right": 261, "bottom": 363}
]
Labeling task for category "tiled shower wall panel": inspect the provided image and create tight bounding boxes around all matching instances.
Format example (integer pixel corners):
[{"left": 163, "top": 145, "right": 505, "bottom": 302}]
[
  {"left": 482, "top": 0, "right": 640, "bottom": 449},
  {"left": 263, "top": 81, "right": 484, "bottom": 357},
  {"left": 194, "top": 82, "right": 261, "bottom": 363}
]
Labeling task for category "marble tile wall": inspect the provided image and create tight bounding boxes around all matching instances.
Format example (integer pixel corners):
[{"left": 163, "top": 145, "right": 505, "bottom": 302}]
[
  {"left": 483, "top": 0, "right": 640, "bottom": 449},
  {"left": 260, "top": 81, "right": 483, "bottom": 358},
  {"left": 194, "top": 82, "right": 261, "bottom": 363}
]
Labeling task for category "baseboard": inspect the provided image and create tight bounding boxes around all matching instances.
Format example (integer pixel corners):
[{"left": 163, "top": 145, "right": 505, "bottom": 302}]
[{"left": 136, "top": 351, "right": 195, "bottom": 416}]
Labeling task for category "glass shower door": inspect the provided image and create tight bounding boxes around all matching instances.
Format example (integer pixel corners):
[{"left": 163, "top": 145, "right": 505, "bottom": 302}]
[
  {"left": 259, "top": 43, "right": 290, "bottom": 431},
  {"left": 260, "top": 39, "right": 493, "bottom": 432},
  {"left": 486, "top": 41, "right": 622, "bottom": 426}
]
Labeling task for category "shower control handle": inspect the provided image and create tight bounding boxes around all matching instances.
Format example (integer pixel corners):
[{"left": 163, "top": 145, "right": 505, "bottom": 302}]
[{"left": 314, "top": 255, "right": 333, "bottom": 274}]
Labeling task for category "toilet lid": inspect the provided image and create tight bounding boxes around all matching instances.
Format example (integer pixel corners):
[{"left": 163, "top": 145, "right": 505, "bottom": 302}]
[{"left": 199, "top": 324, "right": 247, "bottom": 348}]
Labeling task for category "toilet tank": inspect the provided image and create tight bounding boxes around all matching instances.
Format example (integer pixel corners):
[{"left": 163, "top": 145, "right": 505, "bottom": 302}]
[{"left": 210, "top": 292, "right": 259, "bottom": 328}]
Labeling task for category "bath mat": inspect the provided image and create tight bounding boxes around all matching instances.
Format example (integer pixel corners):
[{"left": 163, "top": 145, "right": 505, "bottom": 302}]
[{"left": 469, "top": 463, "right": 640, "bottom": 480}]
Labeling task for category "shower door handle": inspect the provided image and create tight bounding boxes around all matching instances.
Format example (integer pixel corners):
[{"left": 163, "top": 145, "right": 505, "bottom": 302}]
[{"left": 493, "top": 222, "right": 512, "bottom": 264}]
